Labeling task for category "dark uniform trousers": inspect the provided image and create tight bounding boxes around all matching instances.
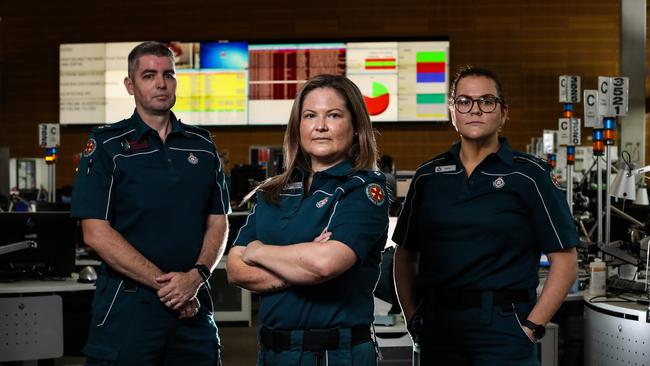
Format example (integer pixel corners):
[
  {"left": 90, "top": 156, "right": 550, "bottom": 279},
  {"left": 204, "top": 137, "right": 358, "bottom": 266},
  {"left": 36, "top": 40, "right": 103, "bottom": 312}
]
[
  {"left": 419, "top": 289, "right": 539, "bottom": 366},
  {"left": 84, "top": 274, "right": 221, "bottom": 366}
]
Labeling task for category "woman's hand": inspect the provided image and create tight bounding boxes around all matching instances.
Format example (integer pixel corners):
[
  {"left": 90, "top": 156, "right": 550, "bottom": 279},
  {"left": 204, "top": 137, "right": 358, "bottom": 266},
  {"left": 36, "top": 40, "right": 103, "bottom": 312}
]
[
  {"left": 242, "top": 240, "right": 264, "bottom": 265},
  {"left": 313, "top": 229, "right": 332, "bottom": 243}
]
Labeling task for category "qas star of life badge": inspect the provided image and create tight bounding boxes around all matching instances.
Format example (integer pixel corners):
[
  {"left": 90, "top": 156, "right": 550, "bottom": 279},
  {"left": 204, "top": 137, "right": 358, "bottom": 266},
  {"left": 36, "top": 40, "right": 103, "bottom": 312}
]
[
  {"left": 492, "top": 177, "right": 505, "bottom": 189},
  {"left": 187, "top": 153, "right": 199, "bottom": 165},
  {"left": 365, "top": 183, "right": 385, "bottom": 206},
  {"left": 82, "top": 138, "right": 96, "bottom": 157}
]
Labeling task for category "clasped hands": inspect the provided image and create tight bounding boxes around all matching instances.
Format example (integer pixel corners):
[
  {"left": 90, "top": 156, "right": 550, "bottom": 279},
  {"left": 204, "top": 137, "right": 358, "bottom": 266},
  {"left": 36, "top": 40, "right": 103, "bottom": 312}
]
[{"left": 155, "top": 269, "right": 204, "bottom": 319}]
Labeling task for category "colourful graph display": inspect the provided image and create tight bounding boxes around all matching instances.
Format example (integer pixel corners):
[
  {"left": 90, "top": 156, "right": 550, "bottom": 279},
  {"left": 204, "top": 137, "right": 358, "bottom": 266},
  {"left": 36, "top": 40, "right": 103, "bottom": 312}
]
[
  {"left": 415, "top": 51, "right": 447, "bottom": 116},
  {"left": 60, "top": 39, "right": 449, "bottom": 125},
  {"left": 365, "top": 58, "right": 397, "bottom": 70},
  {"left": 363, "top": 82, "right": 390, "bottom": 115},
  {"left": 398, "top": 42, "right": 449, "bottom": 121}
]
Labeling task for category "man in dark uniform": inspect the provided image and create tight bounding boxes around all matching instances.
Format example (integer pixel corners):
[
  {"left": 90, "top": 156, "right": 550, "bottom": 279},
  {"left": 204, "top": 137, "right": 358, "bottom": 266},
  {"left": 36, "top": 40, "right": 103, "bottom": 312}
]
[
  {"left": 71, "top": 41, "right": 230, "bottom": 365},
  {"left": 393, "top": 67, "right": 578, "bottom": 365}
]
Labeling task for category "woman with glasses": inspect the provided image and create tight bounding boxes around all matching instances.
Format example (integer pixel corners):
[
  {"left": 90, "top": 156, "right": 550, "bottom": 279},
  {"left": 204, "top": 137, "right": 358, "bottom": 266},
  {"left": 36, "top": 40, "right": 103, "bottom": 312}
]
[{"left": 392, "top": 66, "right": 578, "bottom": 365}]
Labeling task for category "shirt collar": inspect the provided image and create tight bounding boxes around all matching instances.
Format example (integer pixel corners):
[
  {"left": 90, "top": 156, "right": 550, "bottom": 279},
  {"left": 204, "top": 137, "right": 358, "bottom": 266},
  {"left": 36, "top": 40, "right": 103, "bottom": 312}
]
[
  {"left": 320, "top": 160, "right": 355, "bottom": 177},
  {"left": 295, "top": 159, "right": 355, "bottom": 179},
  {"left": 130, "top": 110, "right": 187, "bottom": 141},
  {"left": 449, "top": 137, "right": 514, "bottom": 167}
]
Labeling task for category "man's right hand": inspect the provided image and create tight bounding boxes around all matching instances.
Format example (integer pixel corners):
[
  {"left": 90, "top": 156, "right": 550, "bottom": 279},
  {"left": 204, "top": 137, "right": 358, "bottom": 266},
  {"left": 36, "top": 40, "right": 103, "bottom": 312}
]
[{"left": 156, "top": 271, "right": 203, "bottom": 310}]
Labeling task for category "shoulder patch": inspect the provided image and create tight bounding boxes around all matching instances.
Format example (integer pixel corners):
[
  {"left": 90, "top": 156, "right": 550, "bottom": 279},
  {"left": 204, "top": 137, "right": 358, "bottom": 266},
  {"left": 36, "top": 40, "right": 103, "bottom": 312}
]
[
  {"left": 550, "top": 171, "right": 564, "bottom": 190},
  {"left": 82, "top": 138, "right": 96, "bottom": 157},
  {"left": 365, "top": 183, "right": 386, "bottom": 206}
]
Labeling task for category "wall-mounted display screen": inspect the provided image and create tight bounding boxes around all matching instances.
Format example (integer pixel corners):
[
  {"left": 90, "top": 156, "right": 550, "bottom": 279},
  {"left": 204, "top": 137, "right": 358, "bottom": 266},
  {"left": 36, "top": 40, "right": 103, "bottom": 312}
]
[{"left": 59, "top": 38, "right": 449, "bottom": 126}]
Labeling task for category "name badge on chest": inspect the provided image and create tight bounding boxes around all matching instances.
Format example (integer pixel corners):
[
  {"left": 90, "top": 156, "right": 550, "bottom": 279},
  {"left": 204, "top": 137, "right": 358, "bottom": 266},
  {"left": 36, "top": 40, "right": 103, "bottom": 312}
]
[
  {"left": 435, "top": 165, "right": 456, "bottom": 173},
  {"left": 284, "top": 182, "right": 303, "bottom": 190}
]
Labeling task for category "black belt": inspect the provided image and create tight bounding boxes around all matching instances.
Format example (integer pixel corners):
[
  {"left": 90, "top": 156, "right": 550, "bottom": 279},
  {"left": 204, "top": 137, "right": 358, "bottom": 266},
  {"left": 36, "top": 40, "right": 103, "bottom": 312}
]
[
  {"left": 428, "top": 289, "right": 532, "bottom": 308},
  {"left": 260, "top": 325, "right": 371, "bottom": 352}
]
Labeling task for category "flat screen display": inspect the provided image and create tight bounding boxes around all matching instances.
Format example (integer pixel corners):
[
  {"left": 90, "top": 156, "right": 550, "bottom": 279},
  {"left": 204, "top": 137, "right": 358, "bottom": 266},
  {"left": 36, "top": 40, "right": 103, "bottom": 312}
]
[{"left": 59, "top": 38, "right": 450, "bottom": 126}]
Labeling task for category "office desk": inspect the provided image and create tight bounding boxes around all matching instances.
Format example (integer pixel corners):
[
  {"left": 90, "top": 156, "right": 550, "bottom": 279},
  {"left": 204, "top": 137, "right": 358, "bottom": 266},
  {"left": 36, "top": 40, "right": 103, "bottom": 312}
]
[
  {"left": 583, "top": 292, "right": 650, "bottom": 366},
  {"left": 0, "top": 274, "right": 95, "bottom": 294}
]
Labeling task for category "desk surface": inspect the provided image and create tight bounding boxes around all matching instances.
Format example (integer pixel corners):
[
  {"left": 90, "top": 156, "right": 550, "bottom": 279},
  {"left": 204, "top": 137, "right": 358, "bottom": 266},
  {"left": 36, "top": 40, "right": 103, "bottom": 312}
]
[
  {"left": 582, "top": 291, "right": 649, "bottom": 315},
  {"left": 0, "top": 273, "right": 95, "bottom": 294}
]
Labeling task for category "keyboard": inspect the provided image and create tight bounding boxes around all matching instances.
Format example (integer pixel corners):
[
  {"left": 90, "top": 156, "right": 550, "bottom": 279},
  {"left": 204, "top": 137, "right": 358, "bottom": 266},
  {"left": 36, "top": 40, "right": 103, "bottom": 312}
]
[{"left": 607, "top": 276, "right": 648, "bottom": 294}]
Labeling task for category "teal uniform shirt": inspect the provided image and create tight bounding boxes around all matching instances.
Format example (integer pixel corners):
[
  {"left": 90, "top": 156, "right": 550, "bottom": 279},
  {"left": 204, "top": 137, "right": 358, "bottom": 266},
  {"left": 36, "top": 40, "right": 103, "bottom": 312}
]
[
  {"left": 234, "top": 160, "right": 389, "bottom": 329},
  {"left": 393, "top": 138, "right": 579, "bottom": 291},
  {"left": 71, "top": 111, "right": 231, "bottom": 272}
]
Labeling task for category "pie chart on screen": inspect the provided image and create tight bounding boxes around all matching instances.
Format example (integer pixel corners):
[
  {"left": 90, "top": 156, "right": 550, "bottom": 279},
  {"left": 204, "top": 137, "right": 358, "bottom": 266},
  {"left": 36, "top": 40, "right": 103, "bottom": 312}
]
[{"left": 363, "top": 82, "right": 390, "bottom": 116}]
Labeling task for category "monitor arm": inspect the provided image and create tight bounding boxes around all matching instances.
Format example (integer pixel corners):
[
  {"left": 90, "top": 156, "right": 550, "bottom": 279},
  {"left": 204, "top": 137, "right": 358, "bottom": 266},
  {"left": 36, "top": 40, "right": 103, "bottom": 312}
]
[{"left": 0, "top": 240, "right": 37, "bottom": 256}]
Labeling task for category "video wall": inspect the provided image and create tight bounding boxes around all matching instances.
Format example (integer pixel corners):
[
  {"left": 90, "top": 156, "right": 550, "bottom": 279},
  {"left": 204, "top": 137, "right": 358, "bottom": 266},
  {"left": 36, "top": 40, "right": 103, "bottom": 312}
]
[{"left": 59, "top": 39, "right": 450, "bottom": 125}]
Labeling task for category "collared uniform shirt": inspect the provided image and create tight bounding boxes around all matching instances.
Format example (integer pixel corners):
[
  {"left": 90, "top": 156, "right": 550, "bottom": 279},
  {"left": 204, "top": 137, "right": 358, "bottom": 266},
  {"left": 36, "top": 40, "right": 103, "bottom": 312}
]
[
  {"left": 392, "top": 139, "right": 579, "bottom": 290},
  {"left": 234, "top": 160, "right": 389, "bottom": 329},
  {"left": 71, "top": 111, "right": 231, "bottom": 272}
]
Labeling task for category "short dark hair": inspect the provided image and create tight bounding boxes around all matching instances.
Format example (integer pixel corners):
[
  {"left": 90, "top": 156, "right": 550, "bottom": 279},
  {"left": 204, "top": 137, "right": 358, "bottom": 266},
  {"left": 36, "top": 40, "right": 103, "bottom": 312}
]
[
  {"left": 127, "top": 41, "right": 174, "bottom": 79},
  {"left": 449, "top": 66, "right": 507, "bottom": 108}
]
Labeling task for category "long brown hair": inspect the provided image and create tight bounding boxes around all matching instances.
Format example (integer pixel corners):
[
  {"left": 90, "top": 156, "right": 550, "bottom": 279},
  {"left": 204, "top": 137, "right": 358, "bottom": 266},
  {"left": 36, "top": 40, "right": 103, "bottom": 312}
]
[{"left": 249, "top": 74, "right": 379, "bottom": 204}]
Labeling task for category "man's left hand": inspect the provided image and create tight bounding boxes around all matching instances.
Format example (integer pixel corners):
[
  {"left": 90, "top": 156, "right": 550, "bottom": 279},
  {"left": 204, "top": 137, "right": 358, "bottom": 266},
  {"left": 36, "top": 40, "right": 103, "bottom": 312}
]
[
  {"left": 522, "top": 326, "right": 536, "bottom": 343},
  {"left": 178, "top": 297, "right": 201, "bottom": 319},
  {"left": 156, "top": 271, "right": 203, "bottom": 310}
]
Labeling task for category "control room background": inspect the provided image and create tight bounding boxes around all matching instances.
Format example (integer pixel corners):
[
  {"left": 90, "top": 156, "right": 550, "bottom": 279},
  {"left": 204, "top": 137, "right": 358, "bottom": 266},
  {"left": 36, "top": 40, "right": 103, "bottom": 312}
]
[{"left": 0, "top": 0, "right": 647, "bottom": 188}]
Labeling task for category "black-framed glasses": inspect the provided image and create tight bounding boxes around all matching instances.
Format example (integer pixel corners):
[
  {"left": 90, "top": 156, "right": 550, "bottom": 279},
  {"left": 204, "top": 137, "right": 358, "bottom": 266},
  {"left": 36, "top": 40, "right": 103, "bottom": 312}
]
[{"left": 450, "top": 95, "right": 502, "bottom": 114}]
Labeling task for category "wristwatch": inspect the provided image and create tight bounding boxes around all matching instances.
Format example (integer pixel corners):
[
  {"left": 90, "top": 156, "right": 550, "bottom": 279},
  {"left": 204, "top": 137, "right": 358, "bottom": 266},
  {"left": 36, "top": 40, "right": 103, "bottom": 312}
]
[
  {"left": 522, "top": 319, "right": 546, "bottom": 340},
  {"left": 193, "top": 264, "right": 212, "bottom": 282}
]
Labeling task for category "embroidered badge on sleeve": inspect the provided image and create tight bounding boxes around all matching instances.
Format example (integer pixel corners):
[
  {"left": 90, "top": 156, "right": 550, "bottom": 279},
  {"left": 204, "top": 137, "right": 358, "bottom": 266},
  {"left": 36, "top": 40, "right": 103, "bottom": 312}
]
[
  {"left": 82, "top": 138, "right": 96, "bottom": 157},
  {"left": 550, "top": 171, "right": 564, "bottom": 190},
  {"left": 365, "top": 183, "right": 385, "bottom": 206}
]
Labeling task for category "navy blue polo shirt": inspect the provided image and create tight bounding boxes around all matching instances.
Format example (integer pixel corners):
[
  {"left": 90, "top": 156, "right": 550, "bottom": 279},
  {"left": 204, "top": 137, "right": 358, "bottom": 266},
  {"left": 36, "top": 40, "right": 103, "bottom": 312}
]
[
  {"left": 392, "top": 139, "right": 578, "bottom": 290},
  {"left": 71, "top": 111, "right": 231, "bottom": 272},
  {"left": 234, "top": 160, "right": 389, "bottom": 329}
]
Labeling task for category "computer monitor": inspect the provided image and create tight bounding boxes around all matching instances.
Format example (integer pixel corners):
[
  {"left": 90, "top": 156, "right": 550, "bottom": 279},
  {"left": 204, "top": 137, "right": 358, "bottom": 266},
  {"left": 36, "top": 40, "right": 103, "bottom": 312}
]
[
  {"left": 229, "top": 164, "right": 267, "bottom": 206},
  {"left": 395, "top": 170, "right": 415, "bottom": 199},
  {"left": 0, "top": 212, "right": 76, "bottom": 279}
]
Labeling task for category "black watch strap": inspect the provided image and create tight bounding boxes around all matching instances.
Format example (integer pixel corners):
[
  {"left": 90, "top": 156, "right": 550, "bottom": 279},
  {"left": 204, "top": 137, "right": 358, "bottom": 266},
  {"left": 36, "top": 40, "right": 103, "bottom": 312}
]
[
  {"left": 193, "top": 264, "right": 211, "bottom": 282},
  {"left": 523, "top": 319, "right": 546, "bottom": 340}
]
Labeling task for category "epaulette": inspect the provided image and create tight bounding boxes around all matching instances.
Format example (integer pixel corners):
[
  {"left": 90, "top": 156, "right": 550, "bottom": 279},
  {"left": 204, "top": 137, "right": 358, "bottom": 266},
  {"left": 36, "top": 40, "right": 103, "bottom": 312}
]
[
  {"left": 513, "top": 152, "right": 551, "bottom": 172},
  {"left": 416, "top": 151, "right": 453, "bottom": 173},
  {"left": 352, "top": 170, "right": 386, "bottom": 183},
  {"left": 180, "top": 121, "right": 212, "bottom": 139},
  {"left": 90, "top": 119, "right": 131, "bottom": 135}
]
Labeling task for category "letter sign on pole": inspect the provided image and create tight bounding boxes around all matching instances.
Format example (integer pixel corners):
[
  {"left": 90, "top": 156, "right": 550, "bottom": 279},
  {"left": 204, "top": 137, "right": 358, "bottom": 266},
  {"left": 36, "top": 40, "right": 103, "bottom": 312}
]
[
  {"left": 38, "top": 123, "right": 60, "bottom": 148},
  {"left": 610, "top": 77, "right": 629, "bottom": 116},
  {"left": 597, "top": 76, "right": 610, "bottom": 117},
  {"left": 559, "top": 75, "right": 581, "bottom": 103},
  {"left": 597, "top": 76, "right": 629, "bottom": 117},
  {"left": 583, "top": 89, "right": 600, "bottom": 128},
  {"left": 558, "top": 118, "right": 570, "bottom": 145},
  {"left": 570, "top": 118, "right": 581, "bottom": 145}
]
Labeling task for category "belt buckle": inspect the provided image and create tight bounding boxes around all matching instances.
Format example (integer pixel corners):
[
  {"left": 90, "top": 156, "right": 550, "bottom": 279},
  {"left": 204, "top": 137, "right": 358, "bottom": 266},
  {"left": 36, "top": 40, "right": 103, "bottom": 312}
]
[{"left": 304, "top": 328, "right": 338, "bottom": 351}]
